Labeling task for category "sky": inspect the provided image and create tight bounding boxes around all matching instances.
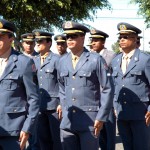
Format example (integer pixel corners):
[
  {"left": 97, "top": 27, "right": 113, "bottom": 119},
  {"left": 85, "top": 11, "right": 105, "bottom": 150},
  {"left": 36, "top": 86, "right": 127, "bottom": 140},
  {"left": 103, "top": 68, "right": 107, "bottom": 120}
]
[{"left": 53, "top": 0, "right": 150, "bottom": 53}]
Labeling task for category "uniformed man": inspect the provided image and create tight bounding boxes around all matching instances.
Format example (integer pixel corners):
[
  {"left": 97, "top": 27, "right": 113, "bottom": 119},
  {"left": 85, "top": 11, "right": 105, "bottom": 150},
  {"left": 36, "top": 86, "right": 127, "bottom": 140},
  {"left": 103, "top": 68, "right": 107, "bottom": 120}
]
[
  {"left": 90, "top": 28, "right": 116, "bottom": 150},
  {"left": 21, "top": 33, "right": 39, "bottom": 58},
  {"left": 58, "top": 21, "right": 114, "bottom": 150},
  {"left": 111, "top": 22, "right": 150, "bottom": 150},
  {"left": 0, "top": 19, "right": 39, "bottom": 150},
  {"left": 32, "top": 30, "right": 62, "bottom": 150},
  {"left": 54, "top": 34, "right": 67, "bottom": 56},
  {"left": 21, "top": 33, "right": 40, "bottom": 150}
]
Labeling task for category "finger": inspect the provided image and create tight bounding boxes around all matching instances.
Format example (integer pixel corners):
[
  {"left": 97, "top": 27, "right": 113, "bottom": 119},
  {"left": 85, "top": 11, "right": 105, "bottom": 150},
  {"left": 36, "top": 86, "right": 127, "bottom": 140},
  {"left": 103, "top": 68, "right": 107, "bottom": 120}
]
[
  {"left": 19, "top": 133, "right": 22, "bottom": 142},
  {"left": 20, "top": 137, "right": 28, "bottom": 150},
  {"left": 146, "top": 117, "right": 150, "bottom": 126},
  {"left": 58, "top": 112, "right": 62, "bottom": 120}
]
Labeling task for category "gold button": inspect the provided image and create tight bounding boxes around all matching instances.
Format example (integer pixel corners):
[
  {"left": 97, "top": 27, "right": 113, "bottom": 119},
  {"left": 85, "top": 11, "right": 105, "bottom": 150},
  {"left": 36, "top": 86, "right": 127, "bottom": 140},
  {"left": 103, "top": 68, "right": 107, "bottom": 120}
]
[
  {"left": 124, "top": 101, "right": 127, "bottom": 104},
  {"left": 89, "top": 108, "right": 92, "bottom": 111},
  {"left": 14, "top": 109, "right": 17, "bottom": 112},
  {"left": 72, "top": 76, "right": 75, "bottom": 79},
  {"left": 123, "top": 93, "right": 126, "bottom": 95},
  {"left": 73, "top": 110, "right": 76, "bottom": 113}
]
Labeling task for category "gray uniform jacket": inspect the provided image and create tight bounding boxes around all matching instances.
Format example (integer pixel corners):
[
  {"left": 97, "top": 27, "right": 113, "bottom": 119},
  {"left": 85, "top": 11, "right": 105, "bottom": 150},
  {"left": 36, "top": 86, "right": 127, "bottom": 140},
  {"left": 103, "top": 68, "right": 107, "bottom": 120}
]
[
  {"left": 33, "top": 52, "right": 60, "bottom": 111},
  {"left": 111, "top": 49, "right": 150, "bottom": 120},
  {"left": 101, "top": 48, "right": 115, "bottom": 67},
  {"left": 58, "top": 48, "right": 114, "bottom": 131},
  {"left": 0, "top": 49, "right": 39, "bottom": 136}
]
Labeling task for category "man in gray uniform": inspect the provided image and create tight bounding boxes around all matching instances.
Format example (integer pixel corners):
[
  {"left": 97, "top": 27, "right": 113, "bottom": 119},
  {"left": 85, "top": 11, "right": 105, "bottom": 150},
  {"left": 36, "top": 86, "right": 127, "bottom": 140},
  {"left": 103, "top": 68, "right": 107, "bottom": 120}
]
[
  {"left": 58, "top": 21, "right": 114, "bottom": 150},
  {"left": 112, "top": 22, "right": 150, "bottom": 150},
  {"left": 33, "top": 30, "right": 62, "bottom": 150},
  {"left": 90, "top": 28, "right": 116, "bottom": 150},
  {"left": 0, "top": 19, "right": 39, "bottom": 150},
  {"left": 54, "top": 34, "right": 67, "bottom": 56},
  {"left": 21, "top": 33, "right": 38, "bottom": 58}
]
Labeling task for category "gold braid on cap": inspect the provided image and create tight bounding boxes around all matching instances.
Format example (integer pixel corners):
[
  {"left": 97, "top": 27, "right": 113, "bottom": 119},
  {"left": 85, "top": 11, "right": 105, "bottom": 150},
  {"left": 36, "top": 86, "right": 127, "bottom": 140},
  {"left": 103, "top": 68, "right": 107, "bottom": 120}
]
[{"left": 63, "top": 30, "right": 84, "bottom": 34}]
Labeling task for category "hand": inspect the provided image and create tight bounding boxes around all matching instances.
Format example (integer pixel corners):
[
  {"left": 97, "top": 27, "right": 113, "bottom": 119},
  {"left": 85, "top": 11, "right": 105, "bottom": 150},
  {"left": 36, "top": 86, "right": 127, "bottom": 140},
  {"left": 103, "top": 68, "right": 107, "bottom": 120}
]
[
  {"left": 145, "top": 111, "right": 150, "bottom": 126},
  {"left": 94, "top": 120, "right": 104, "bottom": 137},
  {"left": 114, "top": 109, "right": 117, "bottom": 117},
  {"left": 19, "top": 131, "right": 29, "bottom": 150},
  {"left": 56, "top": 105, "right": 62, "bottom": 120}
]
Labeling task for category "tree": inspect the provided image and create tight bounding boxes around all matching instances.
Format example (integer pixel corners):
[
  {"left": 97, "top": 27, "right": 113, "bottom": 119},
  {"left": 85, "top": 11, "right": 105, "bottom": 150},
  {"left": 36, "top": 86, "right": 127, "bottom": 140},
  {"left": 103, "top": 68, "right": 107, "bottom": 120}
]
[
  {"left": 0, "top": 0, "right": 111, "bottom": 38},
  {"left": 111, "top": 41, "right": 120, "bottom": 54},
  {"left": 130, "top": 0, "right": 150, "bottom": 27}
]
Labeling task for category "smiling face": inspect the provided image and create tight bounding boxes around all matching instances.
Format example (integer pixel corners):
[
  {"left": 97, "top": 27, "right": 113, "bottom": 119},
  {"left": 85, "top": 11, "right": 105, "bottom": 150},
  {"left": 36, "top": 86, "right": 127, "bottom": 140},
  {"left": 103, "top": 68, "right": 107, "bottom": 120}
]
[
  {"left": 118, "top": 33, "right": 137, "bottom": 53},
  {"left": 0, "top": 33, "right": 14, "bottom": 55},
  {"left": 66, "top": 33, "right": 85, "bottom": 53}
]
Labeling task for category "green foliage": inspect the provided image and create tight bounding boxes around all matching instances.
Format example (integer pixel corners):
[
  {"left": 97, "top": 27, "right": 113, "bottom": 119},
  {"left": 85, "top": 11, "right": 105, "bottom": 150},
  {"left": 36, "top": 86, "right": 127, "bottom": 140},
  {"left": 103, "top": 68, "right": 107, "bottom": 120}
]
[
  {"left": 111, "top": 41, "right": 121, "bottom": 54},
  {"left": 0, "top": 0, "right": 111, "bottom": 38},
  {"left": 130, "top": 0, "right": 150, "bottom": 27}
]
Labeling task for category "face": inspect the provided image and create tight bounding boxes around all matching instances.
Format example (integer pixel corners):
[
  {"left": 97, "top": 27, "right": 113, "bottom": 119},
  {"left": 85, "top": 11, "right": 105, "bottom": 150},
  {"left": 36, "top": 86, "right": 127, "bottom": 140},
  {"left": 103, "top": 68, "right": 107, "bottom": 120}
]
[
  {"left": 56, "top": 42, "right": 67, "bottom": 55},
  {"left": 118, "top": 33, "right": 137, "bottom": 52},
  {"left": 91, "top": 38, "right": 105, "bottom": 53},
  {"left": 35, "top": 39, "right": 51, "bottom": 53},
  {"left": 0, "top": 33, "right": 14, "bottom": 55},
  {"left": 22, "top": 41, "right": 35, "bottom": 54},
  {"left": 66, "top": 33, "right": 85, "bottom": 52}
]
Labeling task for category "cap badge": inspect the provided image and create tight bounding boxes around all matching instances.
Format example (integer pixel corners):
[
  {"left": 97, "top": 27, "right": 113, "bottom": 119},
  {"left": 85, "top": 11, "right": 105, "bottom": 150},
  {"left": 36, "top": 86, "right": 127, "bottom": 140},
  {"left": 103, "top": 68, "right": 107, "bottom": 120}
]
[
  {"left": 90, "top": 29, "right": 96, "bottom": 34},
  {"left": 64, "top": 21, "right": 73, "bottom": 28},
  {"left": 0, "top": 22, "right": 3, "bottom": 29},
  {"left": 119, "top": 25, "right": 127, "bottom": 30},
  {"left": 57, "top": 36, "right": 63, "bottom": 40},
  {"left": 34, "top": 32, "right": 40, "bottom": 36}
]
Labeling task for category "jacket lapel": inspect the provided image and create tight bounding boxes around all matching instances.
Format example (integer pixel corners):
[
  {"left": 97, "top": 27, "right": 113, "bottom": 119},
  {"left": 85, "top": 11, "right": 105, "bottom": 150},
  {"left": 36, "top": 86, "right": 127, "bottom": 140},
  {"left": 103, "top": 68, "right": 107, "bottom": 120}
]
[
  {"left": 114, "top": 53, "right": 123, "bottom": 75},
  {"left": 41, "top": 52, "right": 52, "bottom": 68},
  {"left": 66, "top": 52, "right": 74, "bottom": 72},
  {"left": 73, "top": 49, "right": 89, "bottom": 74},
  {"left": 124, "top": 49, "right": 139, "bottom": 76},
  {"left": 0, "top": 50, "right": 17, "bottom": 81}
]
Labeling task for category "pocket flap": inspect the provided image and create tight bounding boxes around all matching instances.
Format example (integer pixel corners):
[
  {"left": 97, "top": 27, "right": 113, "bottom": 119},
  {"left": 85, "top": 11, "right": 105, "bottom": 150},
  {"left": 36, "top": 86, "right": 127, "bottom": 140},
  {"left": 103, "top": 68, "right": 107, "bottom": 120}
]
[
  {"left": 112, "top": 71, "right": 118, "bottom": 77},
  {"left": 4, "top": 107, "right": 26, "bottom": 113},
  {"left": 130, "top": 71, "right": 142, "bottom": 75},
  {"left": 78, "top": 71, "right": 91, "bottom": 77},
  {"left": 80, "top": 106, "right": 99, "bottom": 111},
  {"left": 45, "top": 68, "right": 54, "bottom": 73},
  {"left": 6, "top": 74, "right": 19, "bottom": 80},
  {"left": 60, "top": 71, "right": 68, "bottom": 77}
]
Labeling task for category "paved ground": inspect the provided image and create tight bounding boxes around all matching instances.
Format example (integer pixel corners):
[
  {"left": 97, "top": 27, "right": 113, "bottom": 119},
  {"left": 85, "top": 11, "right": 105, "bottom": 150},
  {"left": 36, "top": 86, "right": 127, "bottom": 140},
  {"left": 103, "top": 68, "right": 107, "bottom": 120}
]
[
  {"left": 116, "top": 134, "right": 123, "bottom": 150},
  {"left": 115, "top": 126, "right": 123, "bottom": 150}
]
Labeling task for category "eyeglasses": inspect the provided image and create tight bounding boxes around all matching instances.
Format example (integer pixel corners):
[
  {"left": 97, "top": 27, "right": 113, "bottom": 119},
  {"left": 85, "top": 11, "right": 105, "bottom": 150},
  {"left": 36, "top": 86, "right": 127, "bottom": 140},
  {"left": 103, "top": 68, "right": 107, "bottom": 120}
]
[
  {"left": 66, "top": 34, "right": 80, "bottom": 39},
  {"left": 118, "top": 35, "right": 135, "bottom": 40}
]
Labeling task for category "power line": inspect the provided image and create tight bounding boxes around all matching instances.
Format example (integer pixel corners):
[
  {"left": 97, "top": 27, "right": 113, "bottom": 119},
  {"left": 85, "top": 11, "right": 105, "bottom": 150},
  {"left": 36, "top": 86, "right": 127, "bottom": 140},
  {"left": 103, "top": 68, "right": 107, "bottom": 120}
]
[{"left": 93, "top": 17, "right": 144, "bottom": 19}]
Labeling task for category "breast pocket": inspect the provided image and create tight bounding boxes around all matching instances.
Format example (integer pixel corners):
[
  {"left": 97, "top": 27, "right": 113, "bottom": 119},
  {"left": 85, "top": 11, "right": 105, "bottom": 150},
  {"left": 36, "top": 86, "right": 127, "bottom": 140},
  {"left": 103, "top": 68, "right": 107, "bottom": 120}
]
[
  {"left": 130, "top": 70, "right": 142, "bottom": 85},
  {"left": 78, "top": 71, "right": 93, "bottom": 86},
  {"left": 112, "top": 71, "right": 118, "bottom": 85},
  {"left": 1, "top": 74, "right": 19, "bottom": 90},
  {"left": 45, "top": 68, "right": 55, "bottom": 79},
  {"left": 60, "top": 71, "right": 69, "bottom": 86}
]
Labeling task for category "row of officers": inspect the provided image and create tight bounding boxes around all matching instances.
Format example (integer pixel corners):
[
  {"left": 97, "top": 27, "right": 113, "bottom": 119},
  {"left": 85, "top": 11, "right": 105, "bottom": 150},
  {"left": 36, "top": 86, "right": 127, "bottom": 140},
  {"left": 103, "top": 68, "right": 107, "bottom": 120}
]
[{"left": 0, "top": 18, "right": 150, "bottom": 150}]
